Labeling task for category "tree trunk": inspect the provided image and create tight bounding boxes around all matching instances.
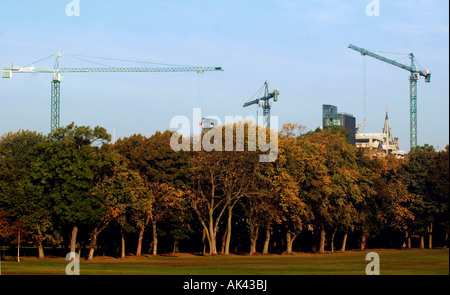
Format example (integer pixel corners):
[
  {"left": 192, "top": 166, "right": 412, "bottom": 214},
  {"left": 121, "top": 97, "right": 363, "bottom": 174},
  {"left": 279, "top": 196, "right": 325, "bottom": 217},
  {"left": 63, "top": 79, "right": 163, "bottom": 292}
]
[
  {"left": 419, "top": 235, "right": 425, "bottom": 249},
  {"left": 330, "top": 228, "right": 337, "bottom": 253},
  {"left": 360, "top": 228, "right": 368, "bottom": 251},
  {"left": 209, "top": 230, "right": 218, "bottom": 256},
  {"left": 445, "top": 228, "right": 449, "bottom": 249},
  {"left": 17, "top": 227, "right": 21, "bottom": 263},
  {"left": 36, "top": 229, "right": 45, "bottom": 259},
  {"left": 87, "top": 228, "right": 99, "bottom": 261},
  {"left": 286, "top": 231, "right": 292, "bottom": 255},
  {"left": 209, "top": 236, "right": 217, "bottom": 255},
  {"left": 70, "top": 226, "right": 78, "bottom": 260},
  {"left": 262, "top": 227, "right": 271, "bottom": 255},
  {"left": 341, "top": 232, "right": 348, "bottom": 252},
  {"left": 319, "top": 224, "right": 326, "bottom": 254},
  {"left": 37, "top": 241, "right": 45, "bottom": 259},
  {"left": 121, "top": 233, "right": 126, "bottom": 259},
  {"left": 202, "top": 228, "right": 207, "bottom": 256},
  {"left": 173, "top": 240, "right": 179, "bottom": 255},
  {"left": 220, "top": 228, "right": 226, "bottom": 255},
  {"left": 136, "top": 215, "right": 150, "bottom": 256},
  {"left": 136, "top": 225, "right": 145, "bottom": 256},
  {"left": 406, "top": 231, "right": 411, "bottom": 249},
  {"left": 207, "top": 209, "right": 218, "bottom": 256},
  {"left": 427, "top": 222, "right": 433, "bottom": 249},
  {"left": 224, "top": 205, "right": 233, "bottom": 256},
  {"left": 286, "top": 230, "right": 297, "bottom": 255},
  {"left": 152, "top": 222, "right": 158, "bottom": 257},
  {"left": 87, "top": 247, "right": 95, "bottom": 261},
  {"left": 249, "top": 226, "right": 259, "bottom": 255}
]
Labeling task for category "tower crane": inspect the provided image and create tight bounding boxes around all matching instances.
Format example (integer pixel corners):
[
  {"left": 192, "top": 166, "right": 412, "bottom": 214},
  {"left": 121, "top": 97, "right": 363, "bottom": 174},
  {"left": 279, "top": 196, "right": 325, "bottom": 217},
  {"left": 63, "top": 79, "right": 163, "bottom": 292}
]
[
  {"left": 348, "top": 44, "right": 431, "bottom": 150},
  {"left": 243, "top": 81, "right": 279, "bottom": 128},
  {"left": 2, "top": 52, "right": 223, "bottom": 132}
]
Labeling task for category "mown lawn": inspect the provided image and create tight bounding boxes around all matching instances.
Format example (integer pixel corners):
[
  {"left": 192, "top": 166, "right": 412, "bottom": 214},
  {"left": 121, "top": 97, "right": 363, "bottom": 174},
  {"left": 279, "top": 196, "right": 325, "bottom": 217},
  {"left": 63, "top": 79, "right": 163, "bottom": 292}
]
[{"left": 0, "top": 249, "right": 448, "bottom": 275}]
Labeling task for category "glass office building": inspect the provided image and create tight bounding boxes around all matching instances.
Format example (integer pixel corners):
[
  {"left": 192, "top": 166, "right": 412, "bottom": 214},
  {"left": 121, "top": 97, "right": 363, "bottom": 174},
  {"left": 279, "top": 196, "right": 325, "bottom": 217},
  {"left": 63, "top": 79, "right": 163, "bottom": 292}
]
[{"left": 322, "top": 104, "right": 356, "bottom": 145}]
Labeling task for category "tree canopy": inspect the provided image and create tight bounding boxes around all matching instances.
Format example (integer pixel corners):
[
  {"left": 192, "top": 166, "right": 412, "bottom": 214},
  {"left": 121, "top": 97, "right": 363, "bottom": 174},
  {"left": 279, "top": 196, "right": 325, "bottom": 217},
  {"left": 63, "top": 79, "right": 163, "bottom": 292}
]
[{"left": 0, "top": 123, "right": 448, "bottom": 259}]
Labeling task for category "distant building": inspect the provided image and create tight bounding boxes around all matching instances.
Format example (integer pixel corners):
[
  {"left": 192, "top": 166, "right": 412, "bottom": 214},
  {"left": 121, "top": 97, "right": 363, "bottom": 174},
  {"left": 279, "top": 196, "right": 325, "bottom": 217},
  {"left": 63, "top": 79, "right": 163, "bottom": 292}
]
[
  {"left": 201, "top": 117, "right": 219, "bottom": 132},
  {"left": 322, "top": 104, "right": 356, "bottom": 145},
  {"left": 356, "top": 110, "right": 406, "bottom": 158}
]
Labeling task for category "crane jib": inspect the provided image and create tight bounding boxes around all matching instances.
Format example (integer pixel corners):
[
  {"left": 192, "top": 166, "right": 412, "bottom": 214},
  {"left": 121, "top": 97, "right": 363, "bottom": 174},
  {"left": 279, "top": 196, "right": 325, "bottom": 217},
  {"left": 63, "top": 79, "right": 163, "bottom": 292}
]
[
  {"left": 2, "top": 54, "right": 223, "bottom": 131},
  {"left": 2, "top": 66, "right": 223, "bottom": 75},
  {"left": 59, "top": 67, "right": 222, "bottom": 73}
]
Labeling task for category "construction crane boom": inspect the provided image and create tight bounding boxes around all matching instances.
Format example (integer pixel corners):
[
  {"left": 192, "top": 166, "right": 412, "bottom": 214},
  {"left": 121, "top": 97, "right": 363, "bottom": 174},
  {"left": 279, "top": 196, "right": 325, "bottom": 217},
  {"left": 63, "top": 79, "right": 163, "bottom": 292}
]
[
  {"left": 4, "top": 66, "right": 222, "bottom": 74},
  {"left": 348, "top": 44, "right": 431, "bottom": 150},
  {"left": 243, "top": 90, "right": 277, "bottom": 107},
  {"left": 2, "top": 52, "right": 223, "bottom": 132},
  {"left": 243, "top": 81, "right": 279, "bottom": 128}
]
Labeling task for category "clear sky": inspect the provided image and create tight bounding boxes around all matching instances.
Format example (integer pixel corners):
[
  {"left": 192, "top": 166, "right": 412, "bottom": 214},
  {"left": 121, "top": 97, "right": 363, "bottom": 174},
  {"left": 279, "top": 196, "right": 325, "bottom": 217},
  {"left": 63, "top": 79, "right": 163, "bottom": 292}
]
[{"left": 0, "top": 0, "right": 448, "bottom": 151}]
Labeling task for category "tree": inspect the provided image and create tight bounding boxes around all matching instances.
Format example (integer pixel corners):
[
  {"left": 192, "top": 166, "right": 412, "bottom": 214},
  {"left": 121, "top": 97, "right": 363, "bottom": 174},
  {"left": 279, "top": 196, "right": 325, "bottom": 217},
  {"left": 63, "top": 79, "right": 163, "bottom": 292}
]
[
  {"left": 147, "top": 181, "right": 183, "bottom": 256},
  {"left": 0, "top": 130, "right": 50, "bottom": 258},
  {"left": 188, "top": 149, "right": 229, "bottom": 256},
  {"left": 114, "top": 131, "right": 188, "bottom": 256},
  {"left": 220, "top": 123, "right": 259, "bottom": 256},
  {"left": 276, "top": 130, "right": 311, "bottom": 255},
  {"left": 299, "top": 128, "right": 357, "bottom": 254},
  {"left": 34, "top": 123, "right": 111, "bottom": 258},
  {"left": 426, "top": 145, "right": 449, "bottom": 247},
  {"left": 188, "top": 122, "right": 272, "bottom": 256},
  {"left": 92, "top": 161, "right": 150, "bottom": 259},
  {"left": 328, "top": 166, "right": 360, "bottom": 253},
  {"left": 352, "top": 150, "right": 378, "bottom": 251},
  {"left": 242, "top": 168, "right": 281, "bottom": 255},
  {"left": 401, "top": 145, "right": 438, "bottom": 249}
]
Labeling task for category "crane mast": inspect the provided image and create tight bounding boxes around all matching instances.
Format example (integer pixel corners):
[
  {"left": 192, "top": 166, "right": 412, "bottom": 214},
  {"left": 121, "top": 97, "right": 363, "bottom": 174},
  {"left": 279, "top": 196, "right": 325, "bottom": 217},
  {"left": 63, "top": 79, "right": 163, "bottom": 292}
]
[
  {"left": 2, "top": 52, "right": 223, "bottom": 131},
  {"left": 348, "top": 44, "right": 431, "bottom": 150}
]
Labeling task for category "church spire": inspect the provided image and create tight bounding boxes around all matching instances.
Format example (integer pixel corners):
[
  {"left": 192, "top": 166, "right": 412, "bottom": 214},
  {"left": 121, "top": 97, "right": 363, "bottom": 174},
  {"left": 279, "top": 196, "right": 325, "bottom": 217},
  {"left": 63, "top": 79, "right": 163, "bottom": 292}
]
[{"left": 382, "top": 106, "right": 394, "bottom": 145}]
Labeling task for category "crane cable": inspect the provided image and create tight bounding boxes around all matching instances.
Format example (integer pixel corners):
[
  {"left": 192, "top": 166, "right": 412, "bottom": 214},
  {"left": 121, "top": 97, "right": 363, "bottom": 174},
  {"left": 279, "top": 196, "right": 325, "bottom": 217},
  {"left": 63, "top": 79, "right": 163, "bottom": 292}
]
[
  {"left": 64, "top": 54, "right": 116, "bottom": 68},
  {"left": 24, "top": 52, "right": 202, "bottom": 68},
  {"left": 245, "top": 83, "right": 265, "bottom": 119},
  {"left": 23, "top": 54, "right": 57, "bottom": 67},
  {"left": 198, "top": 72, "right": 204, "bottom": 115},
  {"left": 363, "top": 55, "right": 366, "bottom": 131},
  {"left": 65, "top": 53, "right": 195, "bottom": 68}
]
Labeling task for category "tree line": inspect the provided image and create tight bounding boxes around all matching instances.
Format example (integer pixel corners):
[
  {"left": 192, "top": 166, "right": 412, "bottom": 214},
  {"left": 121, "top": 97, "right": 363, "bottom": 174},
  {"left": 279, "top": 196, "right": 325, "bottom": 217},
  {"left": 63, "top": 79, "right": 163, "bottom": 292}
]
[{"left": 0, "top": 122, "right": 448, "bottom": 260}]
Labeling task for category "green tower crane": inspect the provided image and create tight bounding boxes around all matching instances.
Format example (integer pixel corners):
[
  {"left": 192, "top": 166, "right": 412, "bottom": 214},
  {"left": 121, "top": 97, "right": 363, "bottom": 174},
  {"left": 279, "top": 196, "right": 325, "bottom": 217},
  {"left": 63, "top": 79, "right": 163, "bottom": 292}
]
[
  {"left": 2, "top": 52, "right": 223, "bottom": 132},
  {"left": 243, "top": 81, "right": 279, "bottom": 129},
  {"left": 348, "top": 44, "right": 431, "bottom": 150}
]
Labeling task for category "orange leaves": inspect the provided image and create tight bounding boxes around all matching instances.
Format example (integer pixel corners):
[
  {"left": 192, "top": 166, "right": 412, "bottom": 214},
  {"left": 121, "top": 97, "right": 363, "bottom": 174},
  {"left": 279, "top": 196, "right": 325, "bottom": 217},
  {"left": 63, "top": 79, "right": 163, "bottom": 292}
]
[
  {"left": 148, "top": 181, "right": 184, "bottom": 223},
  {"left": 281, "top": 123, "right": 307, "bottom": 138}
]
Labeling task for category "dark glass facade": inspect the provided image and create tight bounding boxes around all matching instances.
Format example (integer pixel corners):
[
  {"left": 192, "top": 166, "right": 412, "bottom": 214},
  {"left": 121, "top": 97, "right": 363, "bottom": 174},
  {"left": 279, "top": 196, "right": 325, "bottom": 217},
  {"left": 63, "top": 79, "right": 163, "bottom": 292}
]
[{"left": 322, "top": 104, "right": 356, "bottom": 145}]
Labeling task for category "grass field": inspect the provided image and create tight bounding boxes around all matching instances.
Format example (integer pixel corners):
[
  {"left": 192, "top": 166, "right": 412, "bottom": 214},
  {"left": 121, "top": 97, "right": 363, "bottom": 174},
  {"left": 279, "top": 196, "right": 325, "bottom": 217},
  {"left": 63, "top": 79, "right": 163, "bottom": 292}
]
[{"left": 0, "top": 249, "right": 448, "bottom": 275}]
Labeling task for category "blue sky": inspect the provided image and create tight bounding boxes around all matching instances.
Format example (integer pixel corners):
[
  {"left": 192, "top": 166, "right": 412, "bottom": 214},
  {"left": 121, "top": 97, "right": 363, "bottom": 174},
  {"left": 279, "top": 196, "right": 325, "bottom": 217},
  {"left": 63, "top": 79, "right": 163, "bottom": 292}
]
[{"left": 0, "top": 0, "right": 448, "bottom": 151}]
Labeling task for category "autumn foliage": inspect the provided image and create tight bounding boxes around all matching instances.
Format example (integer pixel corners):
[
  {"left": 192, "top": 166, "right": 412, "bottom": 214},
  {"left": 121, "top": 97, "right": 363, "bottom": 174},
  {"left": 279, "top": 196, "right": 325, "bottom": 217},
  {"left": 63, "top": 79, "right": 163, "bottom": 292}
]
[{"left": 0, "top": 123, "right": 448, "bottom": 259}]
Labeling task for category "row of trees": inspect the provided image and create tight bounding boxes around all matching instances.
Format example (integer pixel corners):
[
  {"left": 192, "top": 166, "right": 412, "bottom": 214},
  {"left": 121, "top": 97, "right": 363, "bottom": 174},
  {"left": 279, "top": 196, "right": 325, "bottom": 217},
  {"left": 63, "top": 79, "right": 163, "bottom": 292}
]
[{"left": 0, "top": 122, "right": 448, "bottom": 260}]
